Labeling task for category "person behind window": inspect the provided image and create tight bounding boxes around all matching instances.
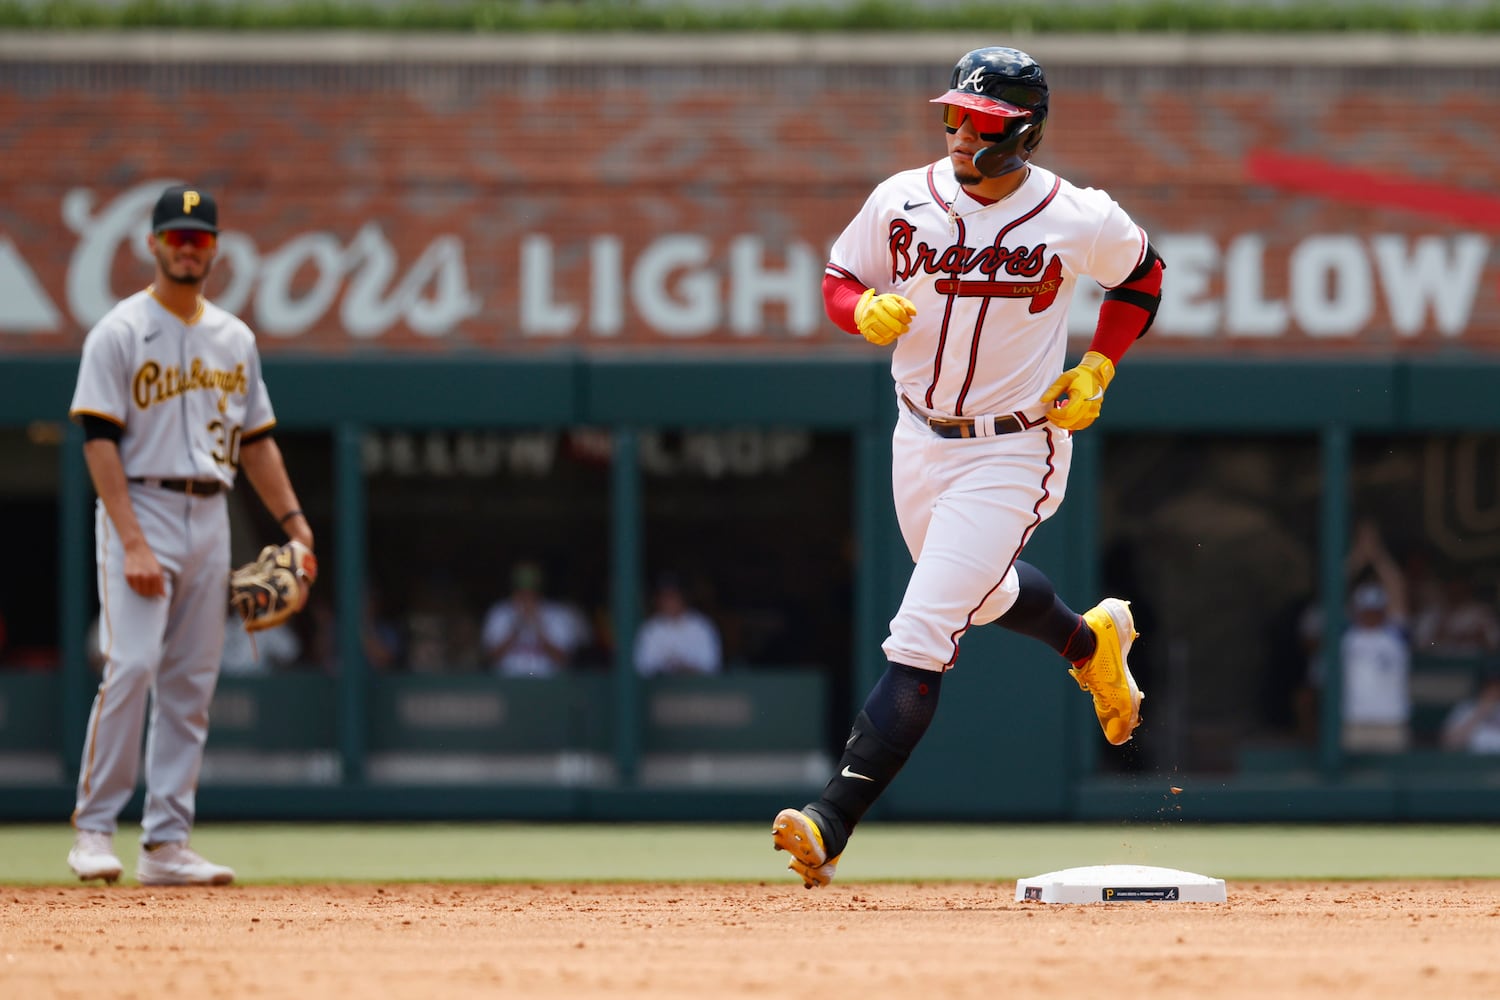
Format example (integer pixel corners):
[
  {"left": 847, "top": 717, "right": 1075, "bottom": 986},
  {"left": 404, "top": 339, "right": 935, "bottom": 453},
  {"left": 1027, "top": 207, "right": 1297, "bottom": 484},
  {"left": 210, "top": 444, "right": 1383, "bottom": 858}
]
[
  {"left": 1441, "top": 668, "right": 1500, "bottom": 754},
  {"left": 1337, "top": 580, "right": 1412, "bottom": 752},
  {"left": 633, "top": 573, "right": 723, "bottom": 677},
  {"left": 220, "top": 609, "right": 302, "bottom": 677},
  {"left": 1300, "top": 520, "right": 1413, "bottom": 752},
  {"left": 480, "top": 561, "right": 590, "bottom": 678}
]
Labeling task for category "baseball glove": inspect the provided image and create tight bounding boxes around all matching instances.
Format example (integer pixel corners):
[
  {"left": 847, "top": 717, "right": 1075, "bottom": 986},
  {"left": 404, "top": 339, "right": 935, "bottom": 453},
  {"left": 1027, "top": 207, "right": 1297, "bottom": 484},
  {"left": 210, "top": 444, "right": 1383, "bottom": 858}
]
[{"left": 228, "top": 540, "right": 318, "bottom": 632}]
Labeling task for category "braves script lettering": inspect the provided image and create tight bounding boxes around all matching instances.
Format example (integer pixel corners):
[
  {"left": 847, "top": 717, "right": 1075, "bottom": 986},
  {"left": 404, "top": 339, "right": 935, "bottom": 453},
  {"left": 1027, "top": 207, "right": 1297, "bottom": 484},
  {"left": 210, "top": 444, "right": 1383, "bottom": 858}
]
[{"left": 888, "top": 220, "right": 1062, "bottom": 312}]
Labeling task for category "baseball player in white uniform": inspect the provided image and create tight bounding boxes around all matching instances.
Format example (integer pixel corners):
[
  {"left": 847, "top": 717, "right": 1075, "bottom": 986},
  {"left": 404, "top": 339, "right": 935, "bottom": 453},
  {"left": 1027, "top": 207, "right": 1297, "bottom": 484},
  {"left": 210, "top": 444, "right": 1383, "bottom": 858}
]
[
  {"left": 773, "top": 47, "right": 1166, "bottom": 888},
  {"left": 66, "top": 184, "right": 315, "bottom": 886}
]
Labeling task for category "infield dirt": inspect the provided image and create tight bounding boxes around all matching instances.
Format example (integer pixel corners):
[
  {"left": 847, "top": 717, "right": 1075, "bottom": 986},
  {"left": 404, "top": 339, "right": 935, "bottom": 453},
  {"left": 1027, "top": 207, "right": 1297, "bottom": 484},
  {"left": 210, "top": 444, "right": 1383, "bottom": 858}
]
[{"left": 5, "top": 881, "right": 1496, "bottom": 999}]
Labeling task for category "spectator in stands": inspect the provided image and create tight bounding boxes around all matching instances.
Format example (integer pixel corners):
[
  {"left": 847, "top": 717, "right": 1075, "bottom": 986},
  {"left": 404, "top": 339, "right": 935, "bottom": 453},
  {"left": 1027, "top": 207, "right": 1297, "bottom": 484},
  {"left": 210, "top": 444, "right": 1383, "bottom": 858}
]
[
  {"left": 1302, "top": 520, "right": 1413, "bottom": 752},
  {"left": 1440, "top": 667, "right": 1500, "bottom": 754},
  {"left": 1342, "top": 521, "right": 1414, "bottom": 750},
  {"left": 1338, "top": 579, "right": 1412, "bottom": 751},
  {"left": 634, "top": 573, "right": 723, "bottom": 677},
  {"left": 220, "top": 609, "right": 302, "bottom": 677},
  {"left": 481, "top": 561, "right": 591, "bottom": 678}
]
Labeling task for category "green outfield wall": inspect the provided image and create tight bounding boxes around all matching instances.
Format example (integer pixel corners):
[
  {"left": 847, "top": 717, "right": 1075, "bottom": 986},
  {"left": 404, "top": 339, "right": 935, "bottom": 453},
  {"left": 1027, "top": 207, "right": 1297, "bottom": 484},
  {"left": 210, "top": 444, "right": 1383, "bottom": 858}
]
[{"left": 3, "top": 355, "right": 1500, "bottom": 823}]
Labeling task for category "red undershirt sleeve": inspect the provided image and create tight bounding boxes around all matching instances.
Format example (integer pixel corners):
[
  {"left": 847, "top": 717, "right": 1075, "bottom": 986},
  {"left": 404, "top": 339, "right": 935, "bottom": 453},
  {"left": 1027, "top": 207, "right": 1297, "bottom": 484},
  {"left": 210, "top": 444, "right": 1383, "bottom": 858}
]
[
  {"left": 823, "top": 273, "right": 866, "bottom": 337},
  {"left": 1088, "top": 258, "right": 1164, "bottom": 364}
]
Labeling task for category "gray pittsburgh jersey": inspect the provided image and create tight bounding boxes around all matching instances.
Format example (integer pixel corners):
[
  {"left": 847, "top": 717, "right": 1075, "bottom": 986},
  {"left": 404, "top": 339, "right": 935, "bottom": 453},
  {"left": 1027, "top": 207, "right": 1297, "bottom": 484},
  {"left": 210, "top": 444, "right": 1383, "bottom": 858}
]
[{"left": 69, "top": 289, "right": 275, "bottom": 481}]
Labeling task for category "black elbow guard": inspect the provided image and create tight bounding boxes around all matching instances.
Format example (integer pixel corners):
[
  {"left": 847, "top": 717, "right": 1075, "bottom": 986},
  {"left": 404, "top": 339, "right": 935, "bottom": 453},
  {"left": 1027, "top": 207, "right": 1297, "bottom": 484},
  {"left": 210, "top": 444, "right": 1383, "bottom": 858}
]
[{"left": 1103, "top": 242, "right": 1165, "bottom": 338}]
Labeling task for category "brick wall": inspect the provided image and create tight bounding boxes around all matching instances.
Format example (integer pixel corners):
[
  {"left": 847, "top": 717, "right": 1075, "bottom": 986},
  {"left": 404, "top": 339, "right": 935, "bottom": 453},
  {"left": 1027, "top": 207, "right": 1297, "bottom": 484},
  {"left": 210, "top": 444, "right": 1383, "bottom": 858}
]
[{"left": 1, "top": 58, "right": 1496, "bottom": 356}]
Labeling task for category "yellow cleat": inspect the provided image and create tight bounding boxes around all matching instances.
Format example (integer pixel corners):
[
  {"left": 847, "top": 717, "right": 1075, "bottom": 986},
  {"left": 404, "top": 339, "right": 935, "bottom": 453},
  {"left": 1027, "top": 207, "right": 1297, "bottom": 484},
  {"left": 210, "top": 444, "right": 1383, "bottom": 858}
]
[
  {"left": 1069, "top": 597, "right": 1144, "bottom": 746},
  {"left": 771, "top": 807, "right": 841, "bottom": 889}
]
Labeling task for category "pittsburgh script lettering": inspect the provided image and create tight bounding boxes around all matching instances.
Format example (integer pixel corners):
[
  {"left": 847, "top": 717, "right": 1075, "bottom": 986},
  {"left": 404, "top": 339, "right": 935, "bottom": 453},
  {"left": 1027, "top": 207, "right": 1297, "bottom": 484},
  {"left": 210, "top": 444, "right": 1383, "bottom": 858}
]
[{"left": 132, "top": 359, "right": 248, "bottom": 414}]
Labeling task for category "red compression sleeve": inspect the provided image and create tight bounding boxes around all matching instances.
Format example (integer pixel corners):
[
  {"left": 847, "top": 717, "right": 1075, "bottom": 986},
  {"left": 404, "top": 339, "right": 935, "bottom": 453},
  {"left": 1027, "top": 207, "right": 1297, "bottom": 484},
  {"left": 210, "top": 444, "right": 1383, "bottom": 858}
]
[
  {"left": 823, "top": 272, "right": 866, "bottom": 336},
  {"left": 1088, "top": 256, "right": 1164, "bottom": 363}
]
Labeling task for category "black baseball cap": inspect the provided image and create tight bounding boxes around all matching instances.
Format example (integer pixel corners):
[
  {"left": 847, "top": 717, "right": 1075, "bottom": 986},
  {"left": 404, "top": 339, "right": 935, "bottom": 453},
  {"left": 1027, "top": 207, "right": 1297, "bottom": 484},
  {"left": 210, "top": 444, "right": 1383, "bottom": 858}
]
[{"left": 151, "top": 184, "right": 219, "bottom": 234}]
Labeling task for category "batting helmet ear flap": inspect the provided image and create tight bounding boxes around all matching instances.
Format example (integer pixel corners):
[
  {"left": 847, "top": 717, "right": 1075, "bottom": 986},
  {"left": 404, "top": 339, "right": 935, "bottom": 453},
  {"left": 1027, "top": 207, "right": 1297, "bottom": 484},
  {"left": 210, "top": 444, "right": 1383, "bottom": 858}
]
[{"left": 973, "top": 118, "right": 1046, "bottom": 178}]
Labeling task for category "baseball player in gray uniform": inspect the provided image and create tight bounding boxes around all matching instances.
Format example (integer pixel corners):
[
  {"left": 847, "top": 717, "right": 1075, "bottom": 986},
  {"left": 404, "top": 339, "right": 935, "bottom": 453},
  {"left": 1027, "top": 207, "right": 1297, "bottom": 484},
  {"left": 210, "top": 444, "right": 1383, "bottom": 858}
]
[
  {"left": 773, "top": 47, "right": 1165, "bottom": 888},
  {"left": 66, "top": 184, "right": 315, "bottom": 885}
]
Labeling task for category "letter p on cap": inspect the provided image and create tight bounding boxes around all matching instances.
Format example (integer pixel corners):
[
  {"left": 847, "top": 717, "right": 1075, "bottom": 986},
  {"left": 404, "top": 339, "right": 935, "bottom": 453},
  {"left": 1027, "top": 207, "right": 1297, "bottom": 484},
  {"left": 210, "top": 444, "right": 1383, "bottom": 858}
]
[{"left": 183, "top": 190, "right": 201, "bottom": 214}]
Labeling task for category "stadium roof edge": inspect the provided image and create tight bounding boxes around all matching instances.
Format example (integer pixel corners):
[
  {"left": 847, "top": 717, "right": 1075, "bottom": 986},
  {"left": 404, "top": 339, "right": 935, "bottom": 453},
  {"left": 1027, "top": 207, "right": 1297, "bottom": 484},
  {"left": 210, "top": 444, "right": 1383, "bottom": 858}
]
[{"left": 1, "top": 31, "right": 1499, "bottom": 66}]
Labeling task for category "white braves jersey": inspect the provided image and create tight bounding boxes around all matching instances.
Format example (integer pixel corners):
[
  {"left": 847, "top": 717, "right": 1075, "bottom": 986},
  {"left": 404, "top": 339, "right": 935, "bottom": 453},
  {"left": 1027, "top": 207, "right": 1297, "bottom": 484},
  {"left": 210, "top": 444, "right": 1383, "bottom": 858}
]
[
  {"left": 828, "top": 161, "right": 1147, "bottom": 418},
  {"left": 69, "top": 288, "right": 275, "bottom": 485}
]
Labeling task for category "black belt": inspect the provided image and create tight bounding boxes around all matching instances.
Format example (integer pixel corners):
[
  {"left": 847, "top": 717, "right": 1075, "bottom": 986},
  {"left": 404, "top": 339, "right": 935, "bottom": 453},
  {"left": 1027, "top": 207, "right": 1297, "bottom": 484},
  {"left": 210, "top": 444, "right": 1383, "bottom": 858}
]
[
  {"left": 901, "top": 394, "right": 1026, "bottom": 439},
  {"left": 129, "top": 477, "right": 225, "bottom": 497}
]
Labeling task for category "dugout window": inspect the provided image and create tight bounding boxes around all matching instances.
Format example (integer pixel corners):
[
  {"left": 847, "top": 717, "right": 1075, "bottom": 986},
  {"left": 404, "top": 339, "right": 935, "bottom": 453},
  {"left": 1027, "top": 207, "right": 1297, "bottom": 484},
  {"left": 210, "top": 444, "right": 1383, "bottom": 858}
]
[
  {"left": 1096, "top": 433, "right": 1322, "bottom": 775},
  {"left": 1303, "top": 433, "right": 1500, "bottom": 757},
  {"left": 0, "top": 424, "right": 66, "bottom": 787},
  {"left": 0, "top": 424, "right": 64, "bottom": 672},
  {"left": 349, "top": 425, "right": 851, "bottom": 788},
  {"left": 1098, "top": 431, "right": 1500, "bottom": 777},
  {"left": 360, "top": 427, "right": 613, "bottom": 676},
  {"left": 352, "top": 425, "right": 855, "bottom": 683},
  {"left": 638, "top": 427, "right": 854, "bottom": 781},
  {"left": 638, "top": 427, "right": 853, "bottom": 673}
]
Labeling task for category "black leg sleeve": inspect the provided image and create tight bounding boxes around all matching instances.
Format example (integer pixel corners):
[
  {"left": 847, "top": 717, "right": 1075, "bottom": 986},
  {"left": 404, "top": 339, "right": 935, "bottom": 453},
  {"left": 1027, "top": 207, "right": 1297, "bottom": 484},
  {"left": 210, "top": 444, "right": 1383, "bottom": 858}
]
[
  {"left": 806, "top": 661, "right": 942, "bottom": 857},
  {"left": 995, "top": 559, "right": 1096, "bottom": 662}
]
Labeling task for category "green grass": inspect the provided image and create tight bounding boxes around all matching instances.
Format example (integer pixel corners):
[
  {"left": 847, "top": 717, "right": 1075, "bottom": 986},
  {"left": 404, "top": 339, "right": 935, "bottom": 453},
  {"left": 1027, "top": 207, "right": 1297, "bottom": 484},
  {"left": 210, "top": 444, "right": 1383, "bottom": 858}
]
[{"left": 8, "top": 822, "right": 1500, "bottom": 884}]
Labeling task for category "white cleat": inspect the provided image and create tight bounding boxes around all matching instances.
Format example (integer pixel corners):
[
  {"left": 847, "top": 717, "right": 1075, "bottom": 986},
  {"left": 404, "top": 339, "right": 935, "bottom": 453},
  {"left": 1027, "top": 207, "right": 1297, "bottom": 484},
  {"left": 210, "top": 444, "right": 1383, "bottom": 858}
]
[
  {"left": 68, "top": 829, "right": 124, "bottom": 884},
  {"left": 136, "top": 842, "right": 235, "bottom": 886}
]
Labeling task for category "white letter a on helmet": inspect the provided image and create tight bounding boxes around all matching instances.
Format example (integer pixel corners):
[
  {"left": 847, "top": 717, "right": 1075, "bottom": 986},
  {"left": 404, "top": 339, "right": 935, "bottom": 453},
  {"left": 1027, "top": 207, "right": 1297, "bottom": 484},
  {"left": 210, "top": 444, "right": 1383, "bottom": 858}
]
[{"left": 957, "top": 67, "right": 986, "bottom": 90}]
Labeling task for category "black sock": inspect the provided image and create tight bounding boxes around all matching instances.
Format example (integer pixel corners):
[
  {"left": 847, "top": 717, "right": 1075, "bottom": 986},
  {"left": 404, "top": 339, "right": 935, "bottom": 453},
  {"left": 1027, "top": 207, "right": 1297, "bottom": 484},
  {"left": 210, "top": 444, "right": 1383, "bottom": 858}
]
[
  {"left": 995, "top": 559, "right": 1096, "bottom": 662},
  {"left": 807, "top": 661, "right": 943, "bottom": 857}
]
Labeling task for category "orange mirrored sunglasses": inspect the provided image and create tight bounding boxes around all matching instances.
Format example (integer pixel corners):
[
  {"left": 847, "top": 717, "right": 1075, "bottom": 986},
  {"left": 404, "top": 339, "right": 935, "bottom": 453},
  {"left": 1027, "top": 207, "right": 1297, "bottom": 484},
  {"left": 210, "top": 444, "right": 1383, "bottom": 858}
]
[
  {"left": 157, "top": 229, "right": 217, "bottom": 249},
  {"left": 940, "top": 103, "right": 1022, "bottom": 138}
]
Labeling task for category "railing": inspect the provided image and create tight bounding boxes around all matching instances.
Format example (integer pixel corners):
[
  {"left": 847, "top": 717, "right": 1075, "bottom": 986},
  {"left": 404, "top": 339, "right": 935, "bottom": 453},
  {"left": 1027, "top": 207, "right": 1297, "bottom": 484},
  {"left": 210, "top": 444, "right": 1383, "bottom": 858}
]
[{"left": 0, "top": 666, "right": 833, "bottom": 796}]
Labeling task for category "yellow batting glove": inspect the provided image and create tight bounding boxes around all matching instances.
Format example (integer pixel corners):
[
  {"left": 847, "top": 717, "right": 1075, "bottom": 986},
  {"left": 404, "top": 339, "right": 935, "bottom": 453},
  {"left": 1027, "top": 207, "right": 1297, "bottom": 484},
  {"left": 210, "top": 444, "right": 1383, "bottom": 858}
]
[
  {"left": 854, "top": 288, "right": 917, "bottom": 346},
  {"left": 1040, "top": 350, "right": 1116, "bottom": 431}
]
